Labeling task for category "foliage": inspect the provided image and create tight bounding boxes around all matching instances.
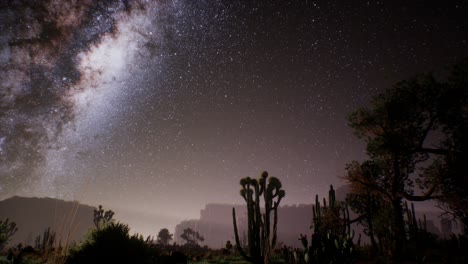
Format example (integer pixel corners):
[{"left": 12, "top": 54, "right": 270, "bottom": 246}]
[
  {"left": 68, "top": 222, "right": 158, "bottom": 264},
  {"left": 180, "top": 228, "right": 205, "bottom": 246},
  {"left": 345, "top": 59, "right": 468, "bottom": 257},
  {"left": 93, "top": 205, "right": 114, "bottom": 230},
  {"left": 0, "top": 218, "right": 17, "bottom": 250},
  {"left": 345, "top": 161, "right": 393, "bottom": 255},
  {"left": 435, "top": 59, "right": 468, "bottom": 232},
  {"left": 157, "top": 228, "right": 173, "bottom": 245},
  {"left": 232, "top": 171, "right": 285, "bottom": 264}
]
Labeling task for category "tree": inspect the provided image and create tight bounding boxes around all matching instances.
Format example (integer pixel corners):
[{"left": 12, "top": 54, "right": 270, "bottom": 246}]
[
  {"left": 180, "top": 228, "right": 204, "bottom": 246},
  {"left": 93, "top": 205, "right": 114, "bottom": 230},
  {"left": 346, "top": 59, "right": 468, "bottom": 256},
  {"left": 433, "top": 59, "right": 468, "bottom": 231},
  {"left": 157, "top": 228, "right": 173, "bottom": 245},
  {"left": 232, "top": 171, "right": 285, "bottom": 264},
  {"left": 345, "top": 161, "right": 392, "bottom": 255}
]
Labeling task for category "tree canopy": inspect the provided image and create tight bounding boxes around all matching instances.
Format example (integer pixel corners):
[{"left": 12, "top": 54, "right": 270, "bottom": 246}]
[
  {"left": 157, "top": 228, "right": 173, "bottom": 245},
  {"left": 345, "top": 59, "right": 468, "bottom": 256},
  {"left": 180, "top": 228, "right": 204, "bottom": 246}
]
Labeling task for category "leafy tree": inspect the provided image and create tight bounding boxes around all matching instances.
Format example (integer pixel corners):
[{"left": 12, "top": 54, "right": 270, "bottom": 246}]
[
  {"left": 157, "top": 228, "right": 173, "bottom": 245},
  {"left": 345, "top": 161, "right": 390, "bottom": 254},
  {"left": 0, "top": 218, "right": 17, "bottom": 250},
  {"left": 433, "top": 59, "right": 468, "bottom": 231},
  {"left": 346, "top": 59, "right": 468, "bottom": 256},
  {"left": 180, "top": 228, "right": 204, "bottom": 246},
  {"left": 93, "top": 205, "right": 114, "bottom": 230}
]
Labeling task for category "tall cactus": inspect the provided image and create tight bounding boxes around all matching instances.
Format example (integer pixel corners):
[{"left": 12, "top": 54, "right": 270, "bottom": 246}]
[
  {"left": 232, "top": 171, "right": 285, "bottom": 264},
  {"left": 404, "top": 201, "right": 427, "bottom": 239},
  {"left": 304, "top": 185, "right": 354, "bottom": 263}
]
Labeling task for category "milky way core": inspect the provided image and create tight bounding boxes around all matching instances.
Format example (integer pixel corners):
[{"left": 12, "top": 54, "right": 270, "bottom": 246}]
[{"left": 0, "top": 0, "right": 164, "bottom": 195}]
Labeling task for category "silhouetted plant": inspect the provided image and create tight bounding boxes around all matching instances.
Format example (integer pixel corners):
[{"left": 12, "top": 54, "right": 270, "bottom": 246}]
[
  {"left": 93, "top": 205, "right": 114, "bottom": 230},
  {"left": 180, "top": 228, "right": 204, "bottom": 246},
  {"left": 0, "top": 218, "right": 18, "bottom": 250},
  {"left": 232, "top": 171, "right": 285, "bottom": 264},
  {"left": 34, "top": 227, "right": 55, "bottom": 258},
  {"left": 345, "top": 161, "right": 392, "bottom": 256},
  {"left": 68, "top": 222, "right": 158, "bottom": 264},
  {"left": 224, "top": 240, "right": 233, "bottom": 255},
  {"left": 402, "top": 201, "right": 440, "bottom": 262},
  {"left": 157, "top": 228, "right": 173, "bottom": 245},
  {"left": 346, "top": 60, "right": 468, "bottom": 258},
  {"left": 301, "top": 185, "right": 355, "bottom": 264}
]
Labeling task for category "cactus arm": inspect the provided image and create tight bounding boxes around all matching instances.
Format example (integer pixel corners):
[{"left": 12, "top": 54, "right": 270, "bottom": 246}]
[
  {"left": 271, "top": 208, "right": 278, "bottom": 249},
  {"left": 233, "top": 207, "right": 253, "bottom": 263},
  {"left": 259, "top": 171, "right": 268, "bottom": 195},
  {"left": 253, "top": 180, "right": 262, "bottom": 259}
]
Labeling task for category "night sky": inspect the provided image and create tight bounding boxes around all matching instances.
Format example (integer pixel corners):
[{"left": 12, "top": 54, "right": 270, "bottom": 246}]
[{"left": 1, "top": 0, "right": 467, "bottom": 234}]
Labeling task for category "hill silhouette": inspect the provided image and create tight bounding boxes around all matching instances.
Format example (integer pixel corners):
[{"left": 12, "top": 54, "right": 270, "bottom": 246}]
[{"left": 0, "top": 196, "right": 95, "bottom": 246}]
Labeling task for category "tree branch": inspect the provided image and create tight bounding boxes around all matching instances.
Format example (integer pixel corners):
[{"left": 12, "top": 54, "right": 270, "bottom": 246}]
[
  {"left": 417, "top": 147, "right": 448, "bottom": 155},
  {"left": 402, "top": 185, "right": 440, "bottom": 201}
]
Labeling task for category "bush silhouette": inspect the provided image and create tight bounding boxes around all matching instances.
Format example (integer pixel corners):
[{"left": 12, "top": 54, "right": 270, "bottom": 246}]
[{"left": 68, "top": 222, "right": 157, "bottom": 264}]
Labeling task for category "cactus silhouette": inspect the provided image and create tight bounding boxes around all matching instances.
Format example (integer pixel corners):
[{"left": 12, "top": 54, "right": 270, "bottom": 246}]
[
  {"left": 93, "top": 205, "right": 114, "bottom": 230},
  {"left": 303, "top": 185, "right": 354, "bottom": 263},
  {"left": 232, "top": 171, "right": 285, "bottom": 264}
]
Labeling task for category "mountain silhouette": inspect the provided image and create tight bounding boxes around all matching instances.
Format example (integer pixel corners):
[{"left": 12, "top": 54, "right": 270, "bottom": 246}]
[{"left": 0, "top": 196, "right": 95, "bottom": 246}]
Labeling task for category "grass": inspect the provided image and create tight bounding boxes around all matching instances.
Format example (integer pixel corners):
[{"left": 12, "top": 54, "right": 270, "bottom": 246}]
[{"left": 49, "top": 200, "right": 81, "bottom": 264}]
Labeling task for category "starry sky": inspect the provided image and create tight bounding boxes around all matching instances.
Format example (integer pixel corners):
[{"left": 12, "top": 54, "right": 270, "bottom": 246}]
[{"left": 1, "top": 0, "right": 467, "bottom": 234}]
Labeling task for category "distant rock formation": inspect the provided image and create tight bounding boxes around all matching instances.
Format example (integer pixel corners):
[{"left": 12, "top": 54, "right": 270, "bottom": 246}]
[
  {"left": 0, "top": 196, "right": 95, "bottom": 246},
  {"left": 174, "top": 186, "right": 455, "bottom": 249},
  {"left": 175, "top": 203, "right": 314, "bottom": 248}
]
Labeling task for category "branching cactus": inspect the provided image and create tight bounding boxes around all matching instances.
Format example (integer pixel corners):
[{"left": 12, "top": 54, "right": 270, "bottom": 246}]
[
  {"left": 303, "top": 185, "right": 355, "bottom": 263},
  {"left": 232, "top": 171, "right": 285, "bottom": 264},
  {"left": 404, "top": 201, "right": 427, "bottom": 239},
  {"left": 93, "top": 205, "right": 114, "bottom": 230}
]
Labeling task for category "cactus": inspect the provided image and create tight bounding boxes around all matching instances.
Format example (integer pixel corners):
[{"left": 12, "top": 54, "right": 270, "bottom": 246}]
[
  {"left": 232, "top": 171, "right": 285, "bottom": 264},
  {"left": 34, "top": 227, "right": 56, "bottom": 259},
  {"left": 404, "top": 201, "right": 436, "bottom": 262},
  {"left": 93, "top": 205, "right": 114, "bottom": 230},
  {"left": 404, "top": 201, "right": 428, "bottom": 239},
  {"left": 302, "top": 185, "right": 355, "bottom": 264}
]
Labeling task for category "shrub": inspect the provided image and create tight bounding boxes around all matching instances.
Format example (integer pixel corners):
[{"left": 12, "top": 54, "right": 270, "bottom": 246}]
[{"left": 67, "top": 222, "right": 158, "bottom": 264}]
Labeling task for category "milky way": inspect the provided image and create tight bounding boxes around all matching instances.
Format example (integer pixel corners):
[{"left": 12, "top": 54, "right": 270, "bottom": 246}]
[
  {"left": 1, "top": 0, "right": 467, "bottom": 235},
  {"left": 0, "top": 0, "right": 166, "bottom": 194}
]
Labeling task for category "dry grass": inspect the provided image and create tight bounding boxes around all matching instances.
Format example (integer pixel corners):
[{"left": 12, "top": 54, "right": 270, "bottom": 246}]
[{"left": 47, "top": 200, "right": 81, "bottom": 264}]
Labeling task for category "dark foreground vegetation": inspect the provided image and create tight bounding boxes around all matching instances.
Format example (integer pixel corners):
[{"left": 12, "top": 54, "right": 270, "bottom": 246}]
[{"left": 1, "top": 60, "right": 467, "bottom": 263}]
